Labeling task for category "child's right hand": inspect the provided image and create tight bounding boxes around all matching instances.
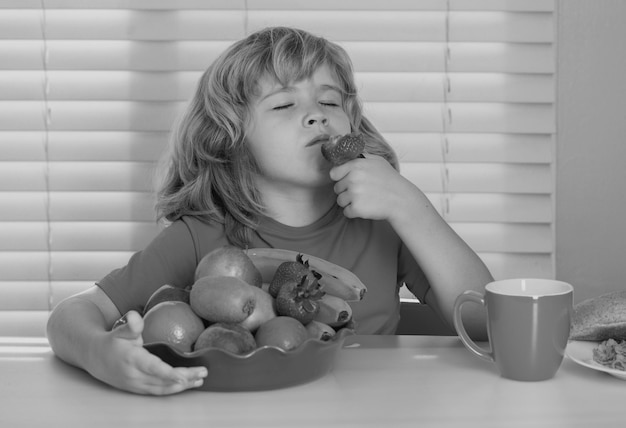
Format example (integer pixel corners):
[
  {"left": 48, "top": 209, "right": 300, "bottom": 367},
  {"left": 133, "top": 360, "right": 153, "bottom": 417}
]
[{"left": 91, "top": 310, "right": 208, "bottom": 395}]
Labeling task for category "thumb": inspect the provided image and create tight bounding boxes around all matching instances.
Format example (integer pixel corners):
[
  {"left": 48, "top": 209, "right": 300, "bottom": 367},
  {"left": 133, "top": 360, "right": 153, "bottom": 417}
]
[{"left": 112, "top": 310, "right": 144, "bottom": 340}]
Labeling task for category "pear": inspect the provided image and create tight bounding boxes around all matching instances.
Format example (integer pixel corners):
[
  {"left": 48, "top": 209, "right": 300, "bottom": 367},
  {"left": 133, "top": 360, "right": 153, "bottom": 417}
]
[
  {"left": 195, "top": 245, "right": 263, "bottom": 287},
  {"left": 239, "top": 286, "right": 277, "bottom": 332},
  {"left": 194, "top": 323, "right": 257, "bottom": 355},
  {"left": 143, "top": 284, "right": 190, "bottom": 315},
  {"left": 190, "top": 276, "right": 256, "bottom": 324}
]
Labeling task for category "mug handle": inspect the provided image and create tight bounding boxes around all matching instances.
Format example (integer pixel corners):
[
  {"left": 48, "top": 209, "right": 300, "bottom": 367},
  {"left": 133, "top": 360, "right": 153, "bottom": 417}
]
[{"left": 453, "top": 291, "right": 494, "bottom": 362}]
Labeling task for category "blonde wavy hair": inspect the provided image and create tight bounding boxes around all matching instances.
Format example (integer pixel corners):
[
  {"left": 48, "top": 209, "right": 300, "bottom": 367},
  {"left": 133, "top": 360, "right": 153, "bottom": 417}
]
[{"left": 155, "top": 27, "right": 398, "bottom": 246}]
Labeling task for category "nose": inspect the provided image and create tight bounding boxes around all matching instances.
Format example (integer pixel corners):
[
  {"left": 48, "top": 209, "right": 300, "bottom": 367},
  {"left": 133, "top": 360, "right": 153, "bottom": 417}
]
[{"left": 304, "top": 111, "right": 328, "bottom": 127}]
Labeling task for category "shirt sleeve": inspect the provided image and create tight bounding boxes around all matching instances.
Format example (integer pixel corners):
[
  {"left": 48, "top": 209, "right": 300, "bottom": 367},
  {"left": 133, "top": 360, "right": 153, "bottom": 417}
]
[{"left": 96, "top": 219, "right": 198, "bottom": 315}]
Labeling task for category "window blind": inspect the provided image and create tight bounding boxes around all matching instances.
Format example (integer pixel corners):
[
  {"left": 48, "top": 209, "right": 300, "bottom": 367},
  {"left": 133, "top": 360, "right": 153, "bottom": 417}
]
[{"left": 0, "top": 0, "right": 556, "bottom": 336}]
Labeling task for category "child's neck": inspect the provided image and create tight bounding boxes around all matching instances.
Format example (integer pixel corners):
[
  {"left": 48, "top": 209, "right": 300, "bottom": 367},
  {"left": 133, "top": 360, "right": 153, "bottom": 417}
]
[{"left": 260, "top": 184, "right": 336, "bottom": 227}]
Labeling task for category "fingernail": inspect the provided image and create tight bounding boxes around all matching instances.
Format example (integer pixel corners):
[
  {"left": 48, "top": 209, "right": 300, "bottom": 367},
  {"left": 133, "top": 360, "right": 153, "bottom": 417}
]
[
  {"left": 194, "top": 379, "right": 204, "bottom": 387},
  {"left": 111, "top": 314, "right": 128, "bottom": 330}
]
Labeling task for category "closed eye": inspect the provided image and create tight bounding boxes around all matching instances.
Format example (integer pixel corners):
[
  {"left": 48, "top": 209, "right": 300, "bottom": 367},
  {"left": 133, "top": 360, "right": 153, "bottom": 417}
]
[{"left": 272, "top": 103, "right": 293, "bottom": 110}]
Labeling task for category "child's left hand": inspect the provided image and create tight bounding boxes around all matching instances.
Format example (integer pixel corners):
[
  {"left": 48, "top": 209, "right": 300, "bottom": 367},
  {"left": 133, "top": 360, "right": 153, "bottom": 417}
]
[{"left": 329, "top": 155, "right": 420, "bottom": 223}]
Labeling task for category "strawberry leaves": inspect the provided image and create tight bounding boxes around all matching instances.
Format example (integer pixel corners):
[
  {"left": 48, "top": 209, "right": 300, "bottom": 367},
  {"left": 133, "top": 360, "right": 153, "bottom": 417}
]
[
  {"left": 269, "top": 253, "right": 317, "bottom": 297},
  {"left": 276, "top": 276, "right": 326, "bottom": 325}
]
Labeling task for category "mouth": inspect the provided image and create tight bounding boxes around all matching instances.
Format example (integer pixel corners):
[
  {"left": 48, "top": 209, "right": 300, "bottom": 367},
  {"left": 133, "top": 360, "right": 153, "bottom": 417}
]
[{"left": 306, "top": 134, "right": 331, "bottom": 147}]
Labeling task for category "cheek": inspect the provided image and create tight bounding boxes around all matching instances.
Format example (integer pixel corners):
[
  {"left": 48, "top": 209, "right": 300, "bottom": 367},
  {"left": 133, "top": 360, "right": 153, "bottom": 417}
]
[
  {"left": 333, "top": 111, "right": 352, "bottom": 134},
  {"left": 247, "top": 143, "right": 292, "bottom": 178}
]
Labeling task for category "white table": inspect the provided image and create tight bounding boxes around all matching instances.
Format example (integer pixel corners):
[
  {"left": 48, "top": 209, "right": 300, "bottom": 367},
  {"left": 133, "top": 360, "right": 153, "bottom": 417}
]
[{"left": 1, "top": 335, "right": 623, "bottom": 427}]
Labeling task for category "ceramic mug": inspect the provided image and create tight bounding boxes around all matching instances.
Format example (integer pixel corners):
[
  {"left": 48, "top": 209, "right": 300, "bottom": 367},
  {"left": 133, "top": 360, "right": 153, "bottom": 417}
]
[{"left": 453, "top": 278, "right": 573, "bottom": 381}]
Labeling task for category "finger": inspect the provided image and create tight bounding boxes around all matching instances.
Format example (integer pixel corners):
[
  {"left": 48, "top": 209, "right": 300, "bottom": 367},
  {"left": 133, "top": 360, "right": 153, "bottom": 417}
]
[
  {"left": 142, "top": 367, "right": 207, "bottom": 395},
  {"left": 172, "top": 366, "right": 209, "bottom": 384},
  {"left": 144, "top": 382, "right": 191, "bottom": 396},
  {"left": 336, "top": 191, "right": 352, "bottom": 208},
  {"left": 114, "top": 311, "right": 144, "bottom": 340},
  {"left": 124, "top": 356, "right": 207, "bottom": 395},
  {"left": 333, "top": 179, "right": 348, "bottom": 195},
  {"left": 142, "top": 353, "right": 207, "bottom": 386},
  {"left": 341, "top": 203, "right": 357, "bottom": 219},
  {"left": 141, "top": 375, "right": 205, "bottom": 395},
  {"left": 328, "top": 164, "right": 350, "bottom": 182}
]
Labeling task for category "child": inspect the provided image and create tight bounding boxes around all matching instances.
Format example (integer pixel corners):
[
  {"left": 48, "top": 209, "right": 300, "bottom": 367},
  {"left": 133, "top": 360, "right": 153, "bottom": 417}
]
[{"left": 47, "top": 27, "right": 493, "bottom": 395}]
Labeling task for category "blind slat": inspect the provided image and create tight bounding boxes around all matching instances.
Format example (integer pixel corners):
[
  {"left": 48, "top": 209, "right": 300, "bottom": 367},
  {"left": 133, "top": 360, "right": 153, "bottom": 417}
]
[
  {"left": 402, "top": 163, "right": 551, "bottom": 193},
  {"left": 49, "top": 162, "right": 157, "bottom": 191},
  {"left": 50, "top": 222, "right": 161, "bottom": 251},
  {"left": 0, "top": 282, "right": 49, "bottom": 311},
  {"left": 0, "top": 132, "right": 46, "bottom": 160},
  {"left": 454, "top": 223, "right": 552, "bottom": 253},
  {"left": 425, "top": 193, "right": 552, "bottom": 223},
  {"left": 19, "top": 1, "right": 246, "bottom": 9},
  {"left": 44, "top": 10, "right": 246, "bottom": 40},
  {"left": 0, "top": 192, "right": 48, "bottom": 220},
  {"left": 0, "top": 192, "right": 156, "bottom": 221},
  {"left": 367, "top": 102, "right": 554, "bottom": 133},
  {"left": 0, "top": 163, "right": 46, "bottom": 190},
  {"left": 47, "top": 131, "right": 168, "bottom": 161},
  {"left": 50, "top": 251, "right": 158, "bottom": 281},
  {"left": 359, "top": 73, "right": 554, "bottom": 103},
  {"left": 0, "top": 252, "right": 50, "bottom": 280},
  {"left": 0, "top": 311, "right": 49, "bottom": 337},
  {"left": 0, "top": 223, "right": 48, "bottom": 250},
  {"left": 248, "top": 11, "right": 553, "bottom": 42},
  {"left": 479, "top": 252, "right": 553, "bottom": 281},
  {"left": 391, "top": 133, "right": 552, "bottom": 163}
]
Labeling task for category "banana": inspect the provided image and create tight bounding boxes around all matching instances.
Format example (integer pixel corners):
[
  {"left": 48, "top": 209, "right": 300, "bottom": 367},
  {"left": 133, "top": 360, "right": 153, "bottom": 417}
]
[
  {"left": 314, "top": 294, "right": 353, "bottom": 328},
  {"left": 246, "top": 248, "right": 366, "bottom": 301},
  {"left": 306, "top": 320, "right": 336, "bottom": 341}
]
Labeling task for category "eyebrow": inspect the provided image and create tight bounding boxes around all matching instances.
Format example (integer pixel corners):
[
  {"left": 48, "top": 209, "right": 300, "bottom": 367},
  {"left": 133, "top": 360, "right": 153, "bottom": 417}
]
[
  {"left": 319, "top": 84, "right": 343, "bottom": 95},
  {"left": 259, "top": 86, "right": 293, "bottom": 102}
]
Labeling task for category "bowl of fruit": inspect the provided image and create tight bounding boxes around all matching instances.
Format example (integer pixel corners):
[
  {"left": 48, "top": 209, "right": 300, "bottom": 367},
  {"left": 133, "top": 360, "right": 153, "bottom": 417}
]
[{"left": 137, "top": 245, "right": 365, "bottom": 391}]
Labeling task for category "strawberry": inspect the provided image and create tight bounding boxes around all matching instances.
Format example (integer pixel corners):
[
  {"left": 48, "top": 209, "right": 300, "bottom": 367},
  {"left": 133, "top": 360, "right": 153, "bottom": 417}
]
[
  {"left": 269, "top": 253, "right": 319, "bottom": 297},
  {"left": 275, "top": 276, "right": 326, "bottom": 325},
  {"left": 321, "top": 133, "right": 365, "bottom": 166}
]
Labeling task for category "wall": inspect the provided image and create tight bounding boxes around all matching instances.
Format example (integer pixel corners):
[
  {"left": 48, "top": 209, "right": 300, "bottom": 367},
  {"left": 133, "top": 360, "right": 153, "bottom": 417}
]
[{"left": 556, "top": 0, "right": 626, "bottom": 303}]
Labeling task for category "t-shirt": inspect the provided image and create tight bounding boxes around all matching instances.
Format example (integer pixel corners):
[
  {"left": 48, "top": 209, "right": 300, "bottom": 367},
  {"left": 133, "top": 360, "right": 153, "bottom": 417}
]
[{"left": 97, "top": 204, "right": 430, "bottom": 334}]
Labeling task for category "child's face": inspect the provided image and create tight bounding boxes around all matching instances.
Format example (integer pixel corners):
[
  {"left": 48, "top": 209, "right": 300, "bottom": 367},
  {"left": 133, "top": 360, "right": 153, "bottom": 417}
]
[{"left": 245, "top": 65, "right": 351, "bottom": 189}]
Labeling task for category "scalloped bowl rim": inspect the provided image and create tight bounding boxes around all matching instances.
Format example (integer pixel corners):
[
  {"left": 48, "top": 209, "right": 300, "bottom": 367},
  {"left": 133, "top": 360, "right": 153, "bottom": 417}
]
[{"left": 145, "top": 327, "right": 354, "bottom": 360}]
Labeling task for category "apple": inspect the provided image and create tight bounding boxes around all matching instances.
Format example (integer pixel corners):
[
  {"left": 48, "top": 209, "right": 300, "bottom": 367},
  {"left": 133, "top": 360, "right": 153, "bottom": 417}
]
[
  {"left": 143, "top": 284, "right": 190, "bottom": 315},
  {"left": 194, "top": 245, "right": 263, "bottom": 287}
]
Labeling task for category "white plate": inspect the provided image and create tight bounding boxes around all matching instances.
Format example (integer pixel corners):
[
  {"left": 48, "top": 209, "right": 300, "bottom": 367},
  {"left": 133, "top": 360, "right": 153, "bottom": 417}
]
[{"left": 565, "top": 340, "right": 626, "bottom": 380}]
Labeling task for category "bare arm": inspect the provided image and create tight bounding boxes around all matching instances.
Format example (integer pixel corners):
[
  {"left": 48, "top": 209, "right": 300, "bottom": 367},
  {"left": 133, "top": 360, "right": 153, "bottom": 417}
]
[
  {"left": 331, "top": 156, "right": 492, "bottom": 340},
  {"left": 388, "top": 188, "right": 492, "bottom": 340},
  {"left": 46, "top": 285, "right": 207, "bottom": 394}
]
